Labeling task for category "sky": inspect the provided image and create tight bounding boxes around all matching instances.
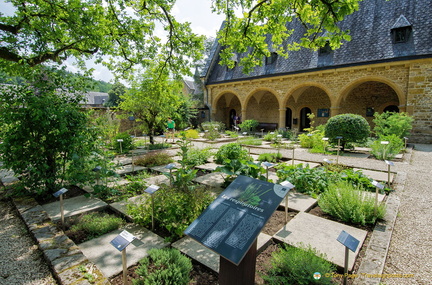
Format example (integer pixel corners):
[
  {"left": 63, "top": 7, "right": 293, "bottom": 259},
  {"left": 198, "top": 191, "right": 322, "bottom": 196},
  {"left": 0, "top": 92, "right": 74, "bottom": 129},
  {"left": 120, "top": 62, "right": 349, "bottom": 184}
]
[{"left": 0, "top": 0, "right": 225, "bottom": 82}]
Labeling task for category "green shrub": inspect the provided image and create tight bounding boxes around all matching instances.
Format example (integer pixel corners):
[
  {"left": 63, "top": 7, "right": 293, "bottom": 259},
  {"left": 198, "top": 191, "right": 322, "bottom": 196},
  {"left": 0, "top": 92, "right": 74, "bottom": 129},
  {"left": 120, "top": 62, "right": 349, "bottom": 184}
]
[
  {"left": 113, "top": 132, "right": 134, "bottom": 153},
  {"left": 238, "top": 137, "right": 263, "bottom": 145},
  {"left": 148, "top": 143, "right": 170, "bottom": 150},
  {"left": 216, "top": 159, "right": 266, "bottom": 187},
  {"left": 225, "top": 130, "right": 239, "bottom": 138},
  {"left": 373, "top": 112, "right": 413, "bottom": 139},
  {"left": 258, "top": 152, "right": 282, "bottom": 162},
  {"left": 263, "top": 244, "right": 336, "bottom": 285},
  {"left": 238, "top": 119, "right": 259, "bottom": 132},
  {"left": 67, "top": 212, "right": 125, "bottom": 242},
  {"left": 133, "top": 248, "right": 192, "bottom": 285},
  {"left": 263, "top": 132, "right": 277, "bottom": 142},
  {"left": 134, "top": 151, "right": 174, "bottom": 167},
  {"left": 339, "top": 168, "right": 375, "bottom": 192},
  {"left": 276, "top": 164, "right": 329, "bottom": 197},
  {"left": 325, "top": 114, "right": 370, "bottom": 150},
  {"left": 214, "top": 143, "right": 250, "bottom": 164},
  {"left": 184, "top": 129, "right": 200, "bottom": 139},
  {"left": 370, "top": 135, "right": 404, "bottom": 160},
  {"left": 128, "top": 185, "right": 214, "bottom": 241},
  {"left": 201, "top": 121, "right": 225, "bottom": 132},
  {"left": 318, "top": 181, "right": 386, "bottom": 225},
  {"left": 184, "top": 147, "right": 213, "bottom": 167},
  {"left": 298, "top": 129, "right": 325, "bottom": 151}
]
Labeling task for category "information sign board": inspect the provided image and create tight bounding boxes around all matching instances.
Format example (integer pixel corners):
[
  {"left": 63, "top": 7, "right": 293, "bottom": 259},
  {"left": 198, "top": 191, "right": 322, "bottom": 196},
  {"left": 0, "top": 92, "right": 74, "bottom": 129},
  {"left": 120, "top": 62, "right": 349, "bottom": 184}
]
[
  {"left": 110, "top": 230, "right": 135, "bottom": 252},
  {"left": 337, "top": 230, "right": 360, "bottom": 253},
  {"left": 144, "top": 184, "right": 160, "bottom": 195},
  {"left": 184, "top": 175, "right": 288, "bottom": 265},
  {"left": 372, "top": 180, "right": 385, "bottom": 190},
  {"left": 385, "top": 160, "right": 395, "bottom": 166},
  {"left": 53, "top": 188, "right": 68, "bottom": 198}
]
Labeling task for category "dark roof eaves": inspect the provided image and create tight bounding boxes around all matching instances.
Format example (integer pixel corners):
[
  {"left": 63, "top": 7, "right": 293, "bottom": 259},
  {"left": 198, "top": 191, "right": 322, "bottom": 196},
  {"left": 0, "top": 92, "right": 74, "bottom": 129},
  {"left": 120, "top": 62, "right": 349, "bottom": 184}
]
[{"left": 205, "top": 53, "right": 432, "bottom": 86}]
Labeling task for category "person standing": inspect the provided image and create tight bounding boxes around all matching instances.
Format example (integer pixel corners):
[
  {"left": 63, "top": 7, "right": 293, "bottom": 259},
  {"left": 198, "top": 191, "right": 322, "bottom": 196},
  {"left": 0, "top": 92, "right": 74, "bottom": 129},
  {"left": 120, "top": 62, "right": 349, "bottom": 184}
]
[{"left": 167, "top": 117, "right": 176, "bottom": 142}]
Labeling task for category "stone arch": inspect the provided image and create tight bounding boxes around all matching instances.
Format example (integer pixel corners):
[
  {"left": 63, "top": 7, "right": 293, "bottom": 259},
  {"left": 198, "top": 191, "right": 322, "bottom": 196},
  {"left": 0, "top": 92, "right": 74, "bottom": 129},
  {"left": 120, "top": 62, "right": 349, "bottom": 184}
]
[
  {"left": 212, "top": 90, "right": 242, "bottom": 127},
  {"left": 283, "top": 84, "right": 332, "bottom": 131},
  {"left": 244, "top": 89, "right": 280, "bottom": 124},
  {"left": 337, "top": 77, "right": 403, "bottom": 126}
]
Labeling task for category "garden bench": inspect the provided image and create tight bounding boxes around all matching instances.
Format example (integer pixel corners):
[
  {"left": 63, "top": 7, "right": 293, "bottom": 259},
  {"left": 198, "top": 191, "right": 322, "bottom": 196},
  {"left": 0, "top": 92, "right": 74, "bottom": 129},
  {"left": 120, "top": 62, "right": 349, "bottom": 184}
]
[{"left": 257, "top": 122, "right": 278, "bottom": 132}]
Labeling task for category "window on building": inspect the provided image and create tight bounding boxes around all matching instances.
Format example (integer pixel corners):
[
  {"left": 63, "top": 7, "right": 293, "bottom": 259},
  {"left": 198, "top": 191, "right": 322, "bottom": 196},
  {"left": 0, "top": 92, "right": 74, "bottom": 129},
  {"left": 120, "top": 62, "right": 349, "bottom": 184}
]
[
  {"left": 265, "top": 52, "right": 278, "bottom": 65},
  {"left": 391, "top": 26, "right": 411, "bottom": 43},
  {"left": 319, "top": 42, "right": 332, "bottom": 55}
]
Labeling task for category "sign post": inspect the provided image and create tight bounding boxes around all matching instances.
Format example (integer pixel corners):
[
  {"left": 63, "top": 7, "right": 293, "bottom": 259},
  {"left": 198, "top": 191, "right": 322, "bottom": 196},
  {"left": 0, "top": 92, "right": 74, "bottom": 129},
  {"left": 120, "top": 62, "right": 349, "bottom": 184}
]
[
  {"left": 322, "top": 137, "right": 329, "bottom": 152},
  {"left": 372, "top": 180, "right": 385, "bottom": 215},
  {"left": 337, "top": 230, "right": 360, "bottom": 285},
  {"left": 92, "top": 166, "right": 102, "bottom": 185},
  {"left": 117, "top": 138, "right": 124, "bottom": 153},
  {"left": 280, "top": 181, "right": 295, "bottom": 223},
  {"left": 385, "top": 160, "right": 394, "bottom": 189},
  {"left": 262, "top": 162, "right": 275, "bottom": 182},
  {"left": 145, "top": 185, "right": 160, "bottom": 231},
  {"left": 53, "top": 188, "right": 68, "bottom": 231},
  {"left": 335, "top": 136, "right": 343, "bottom": 165},
  {"left": 165, "top": 163, "right": 176, "bottom": 186},
  {"left": 184, "top": 176, "right": 288, "bottom": 285},
  {"left": 110, "top": 230, "right": 136, "bottom": 285},
  {"left": 380, "top": 140, "right": 389, "bottom": 160}
]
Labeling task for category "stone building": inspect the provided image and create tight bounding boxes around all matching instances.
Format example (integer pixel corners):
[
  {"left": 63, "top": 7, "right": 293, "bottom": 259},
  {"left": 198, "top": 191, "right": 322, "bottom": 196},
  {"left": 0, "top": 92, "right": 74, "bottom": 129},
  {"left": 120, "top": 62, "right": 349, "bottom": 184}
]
[{"left": 202, "top": 0, "right": 432, "bottom": 143}]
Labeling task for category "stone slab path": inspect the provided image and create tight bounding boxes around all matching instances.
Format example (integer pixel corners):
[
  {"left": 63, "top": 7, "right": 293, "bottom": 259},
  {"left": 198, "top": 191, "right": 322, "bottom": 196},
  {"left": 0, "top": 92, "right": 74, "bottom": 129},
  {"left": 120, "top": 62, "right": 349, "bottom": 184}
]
[
  {"left": 354, "top": 168, "right": 395, "bottom": 183},
  {"left": 274, "top": 212, "right": 367, "bottom": 270},
  {"left": 279, "top": 191, "right": 318, "bottom": 212},
  {"left": 78, "top": 224, "right": 169, "bottom": 278},
  {"left": 42, "top": 195, "right": 108, "bottom": 222},
  {"left": 195, "top": 162, "right": 223, "bottom": 172},
  {"left": 116, "top": 165, "right": 147, "bottom": 176}
]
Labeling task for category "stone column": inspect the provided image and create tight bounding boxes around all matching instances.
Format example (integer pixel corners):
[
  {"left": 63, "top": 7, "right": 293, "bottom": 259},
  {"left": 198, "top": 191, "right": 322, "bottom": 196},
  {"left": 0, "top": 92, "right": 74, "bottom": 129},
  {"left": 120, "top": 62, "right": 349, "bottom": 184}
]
[
  {"left": 241, "top": 109, "right": 247, "bottom": 122},
  {"left": 279, "top": 108, "right": 286, "bottom": 129}
]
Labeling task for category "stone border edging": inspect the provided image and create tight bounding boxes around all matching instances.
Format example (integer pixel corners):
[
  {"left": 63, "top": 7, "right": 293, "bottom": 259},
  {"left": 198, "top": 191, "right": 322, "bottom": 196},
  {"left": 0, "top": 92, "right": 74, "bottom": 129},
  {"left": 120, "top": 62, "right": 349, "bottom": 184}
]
[{"left": 12, "top": 196, "right": 110, "bottom": 285}]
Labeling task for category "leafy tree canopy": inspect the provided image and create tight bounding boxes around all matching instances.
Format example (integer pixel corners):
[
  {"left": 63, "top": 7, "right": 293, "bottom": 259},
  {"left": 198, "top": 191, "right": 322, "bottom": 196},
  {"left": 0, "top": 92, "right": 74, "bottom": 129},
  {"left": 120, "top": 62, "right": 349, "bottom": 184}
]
[
  {"left": 0, "top": 0, "right": 362, "bottom": 76},
  {"left": 0, "top": 0, "right": 205, "bottom": 77}
]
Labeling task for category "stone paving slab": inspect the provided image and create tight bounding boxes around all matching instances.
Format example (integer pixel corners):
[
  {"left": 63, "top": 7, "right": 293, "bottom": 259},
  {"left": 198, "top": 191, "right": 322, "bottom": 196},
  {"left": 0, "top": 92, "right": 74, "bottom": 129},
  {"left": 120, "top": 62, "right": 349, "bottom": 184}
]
[
  {"left": 113, "top": 156, "right": 132, "bottom": 165},
  {"left": 172, "top": 233, "right": 273, "bottom": 273},
  {"left": 274, "top": 212, "right": 367, "bottom": 270},
  {"left": 79, "top": 224, "right": 169, "bottom": 278},
  {"left": 107, "top": 178, "right": 130, "bottom": 188},
  {"left": 42, "top": 195, "right": 108, "bottom": 222},
  {"left": 109, "top": 195, "right": 149, "bottom": 219},
  {"left": 283, "top": 160, "right": 321, "bottom": 168},
  {"left": 143, "top": 174, "right": 170, "bottom": 186},
  {"left": 149, "top": 163, "right": 181, "bottom": 174},
  {"left": 193, "top": 172, "right": 227, "bottom": 188},
  {"left": 279, "top": 191, "right": 318, "bottom": 212},
  {"left": 195, "top": 162, "right": 223, "bottom": 172},
  {"left": 354, "top": 168, "right": 395, "bottom": 183},
  {"left": 115, "top": 165, "right": 147, "bottom": 176}
]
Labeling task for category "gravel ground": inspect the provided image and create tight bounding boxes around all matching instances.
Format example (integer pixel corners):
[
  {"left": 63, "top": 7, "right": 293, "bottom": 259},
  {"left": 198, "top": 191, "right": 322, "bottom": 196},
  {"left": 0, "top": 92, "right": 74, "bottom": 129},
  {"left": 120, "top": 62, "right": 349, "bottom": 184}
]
[
  {"left": 382, "top": 144, "right": 432, "bottom": 285},
  {"left": 0, "top": 200, "right": 57, "bottom": 285}
]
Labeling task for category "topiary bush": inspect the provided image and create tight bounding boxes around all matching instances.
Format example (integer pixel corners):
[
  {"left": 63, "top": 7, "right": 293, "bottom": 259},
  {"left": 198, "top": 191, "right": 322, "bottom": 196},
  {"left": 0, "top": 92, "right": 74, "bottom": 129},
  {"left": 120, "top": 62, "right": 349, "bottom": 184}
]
[
  {"left": 132, "top": 248, "right": 192, "bottom": 285},
  {"left": 325, "top": 114, "right": 370, "bottom": 150},
  {"left": 318, "top": 181, "right": 386, "bottom": 225},
  {"left": 263, "top": 244, "right": 336, "bottom": 285},
  {"left": 214, "top": 142, "right": 250, "bottom": 164}
]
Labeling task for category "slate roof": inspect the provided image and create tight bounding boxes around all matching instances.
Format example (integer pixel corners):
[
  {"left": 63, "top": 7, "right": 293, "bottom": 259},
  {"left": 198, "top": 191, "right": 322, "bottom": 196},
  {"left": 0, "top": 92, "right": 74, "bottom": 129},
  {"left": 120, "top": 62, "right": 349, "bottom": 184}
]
[{"left": 205, "top": 0, "right": 432, "bottom": 84}]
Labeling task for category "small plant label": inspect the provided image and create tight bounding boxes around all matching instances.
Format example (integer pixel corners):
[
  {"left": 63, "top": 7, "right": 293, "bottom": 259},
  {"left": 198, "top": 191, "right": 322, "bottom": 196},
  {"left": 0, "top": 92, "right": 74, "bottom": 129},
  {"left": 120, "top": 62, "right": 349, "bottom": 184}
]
[
  {"left": 110, "top": 230, "right": 135, "bottom": 252},
  {"left": 184, "top": 175, "right": 286, "bottom": 265},
  {"left": 53, "top": 188, "right": 68, "bottom": 198},
  {"left": 337, "top": 230, "right": 360, "bottom": 252},
  {"left": 144, "top": 184, "right": 160, "bottom": 195}
]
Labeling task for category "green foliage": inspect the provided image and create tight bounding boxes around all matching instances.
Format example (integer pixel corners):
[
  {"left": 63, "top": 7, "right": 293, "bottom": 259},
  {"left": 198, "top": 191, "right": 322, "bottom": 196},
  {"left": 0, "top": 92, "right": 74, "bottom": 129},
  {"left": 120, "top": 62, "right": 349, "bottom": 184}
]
[
  {"left": 298, "top": 129, "right": 325, "bottom": 151},
  {"left": 184, "top": 147, "right": 213, "bottom": 167},
  {"left": 134, "top": 152, "right": 174, "bottom": 167},
  {"left": 0, "top": 67, "right": 99, "bottom": 196},
  {"left": 132, "top": 248, "right": 192, "bottom": 285},
  {"left": 238, "top": 137, "right": 263, "bottom": 145},
  {"left": 370, "top": 135, "right": 404, "bottom": 160},
  {"left": 113, "top": 132, "right": 134, "bottom": 154},
  {"left": 258, "top": 153, "right": 282, "bottom": 163},
  {"left": 106, "top": 81, "right": 126, "bottom": 107},
  {"left": 263, "top": 244, "right": 336, "bottom": 285},
  {"left": 214, "top": 143, "right": 250, "bottom": 164},
  {"left": 276, "top": 164, "right": 329, "bottom": 197},
  {"left": 201, "top": 121, "right": 224, "bottom": 140},
  {"left": 67, "top": 212, "right": 125, "bottom": 242},
  {"left": 373, "top": 112, "right": 413, "bottom": 139},
  {"left": 148, "top": 143, "right": 171, "bottom": 150},
  {"left": 225, "top": 130, "right": 239, "bottom": 138},
  {"left": 339, "top": 169, "right": 375, "bottom": 192},
  {"left": 215, "top": 159, "right": 266, "bottom": 187},
  {"left": 184, "top": 129, "right": 200, "bottom": 139},
  {"left": 238, "top": 119, "right": 259, "bottom": 132},
  {"left": 128, "top": 186, "right": 214, "bottom": 241},
  {"left": 318, "top": 181, "right": 386, "bottom": 225},
  {"left": 325, "top": 114, "right": 370, "bottom": 149}
]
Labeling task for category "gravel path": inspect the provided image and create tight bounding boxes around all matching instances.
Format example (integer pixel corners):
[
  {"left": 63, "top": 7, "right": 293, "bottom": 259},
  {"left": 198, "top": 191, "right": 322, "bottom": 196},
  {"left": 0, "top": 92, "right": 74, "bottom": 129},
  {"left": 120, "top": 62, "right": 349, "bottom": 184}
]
[
  {"left": 382, "top": 144, "right": 432, "bottom": 285},
  {"left": 0, "top": 200, "right": 57, "bottom": 285}
]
